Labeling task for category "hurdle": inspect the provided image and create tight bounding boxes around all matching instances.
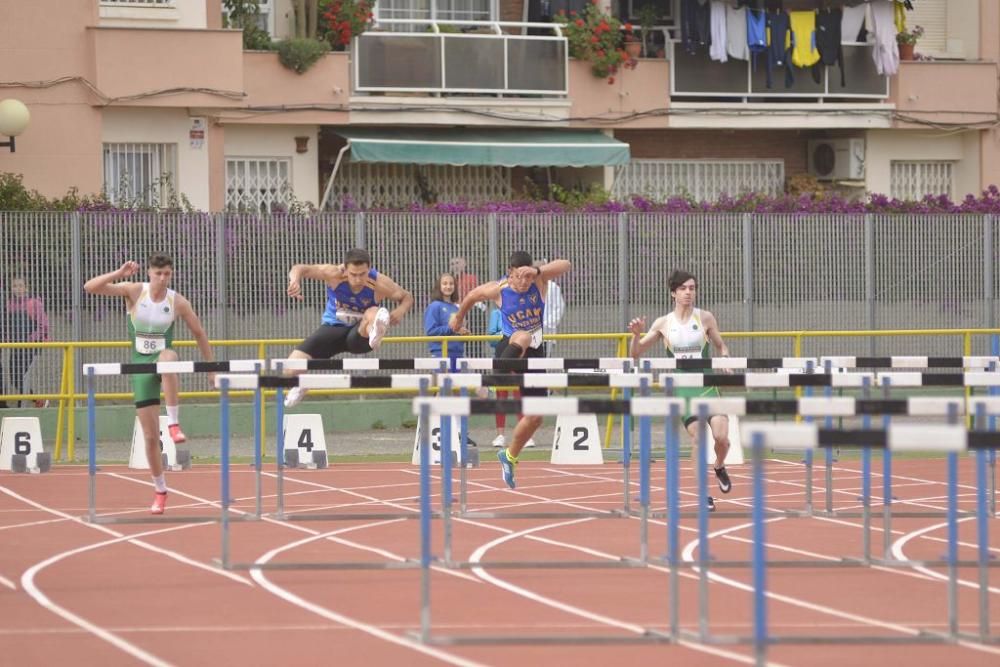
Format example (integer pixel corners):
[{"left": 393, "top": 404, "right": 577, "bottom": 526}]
[
  {"left": 82, "top": 360, "right": 265, "bottom": 525},
  {"left": 411, "top": 394, "right": 1000, "bottom": 651}
]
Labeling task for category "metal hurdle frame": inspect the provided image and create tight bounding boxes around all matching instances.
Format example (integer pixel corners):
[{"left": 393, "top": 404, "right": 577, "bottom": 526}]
[
  {"left": 411, "top": 394, "right": 1000, "bottom": 652},
  {"left": 217, "top": 370, "right": 459, "bottom": 573},
  {"left": 82, "top": 360, "right": 266, "bottom": 525}
]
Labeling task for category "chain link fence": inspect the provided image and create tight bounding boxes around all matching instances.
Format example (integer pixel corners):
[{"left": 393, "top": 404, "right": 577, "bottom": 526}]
[{"left": 0, "top": 211, "right": 996, "bottom": 398}]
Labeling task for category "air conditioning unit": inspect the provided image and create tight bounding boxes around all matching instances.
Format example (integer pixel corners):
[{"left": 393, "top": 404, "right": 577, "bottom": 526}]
[{"left": 807, "top": 138, "right": 865, "bottom": 180}]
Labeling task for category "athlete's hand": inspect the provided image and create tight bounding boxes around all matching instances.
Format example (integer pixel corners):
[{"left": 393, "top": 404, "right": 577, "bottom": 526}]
[
  {"left": 207, "top": 372, "right": 217, "bottom": 389},
  {"left": 512, "top": 266, "right": 539, "bottom": 282},
  {"left": 628, "top": 317, "right": 646, "bottom": 336},
  {"left": 389, "top": 309, "right": 403, "bottom": 326},
  {"left": 452, "top": 325, "right": 470, "bottom": 335},
  {"left": 287, "top": 278, "right": 303, "bottom": 301},
  {"left": 118, "top": 261, "right": 139, "bottom": 278},
  {"left": 448, "top": 314, "right": 464, "bottom": 332}
]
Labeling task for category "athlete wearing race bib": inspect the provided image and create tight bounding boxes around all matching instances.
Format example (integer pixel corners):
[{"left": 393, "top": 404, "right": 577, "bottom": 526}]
[
  {"left": 281, "top": 248, "right": 414, "bottom": 408},
  {"left": 628, "top": 270, "right": 733, "bottom": 512},
  {"left": 85, "top": 254, "right": 214, "bottom": 515},
  {"left": 449, "top": 251, "right": 573, "bottom": 490}
]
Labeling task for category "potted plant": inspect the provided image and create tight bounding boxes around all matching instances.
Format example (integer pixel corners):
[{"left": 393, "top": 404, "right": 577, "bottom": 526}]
[
  {"left": 896, "top": 24, "right": 923, "bottom": 61},
  {"left": 555, "top": 3, "right": 637, "bottom": 82},
  {"left": 321, "top": 0, "right": 375, "bottom": 51},
  {"left": 636, "top": 3, "right": 658, "bottom": 58},
  {"left": 624, "top": 32, "right": 642, "bottom": 59}
]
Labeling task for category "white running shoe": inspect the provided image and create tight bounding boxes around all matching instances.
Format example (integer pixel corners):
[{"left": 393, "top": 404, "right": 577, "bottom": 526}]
[
  {"left": 524, "top": 438, "right": 536, "bottom": 448},
  {"left": 284, "top": 386, "right": 307, "bottom": 407},
  {"left": 369, "top": 307, "right": 391, "bottom": 350},
  {"left": 491, "top": 434, "right": 506, "bottom": 448}
]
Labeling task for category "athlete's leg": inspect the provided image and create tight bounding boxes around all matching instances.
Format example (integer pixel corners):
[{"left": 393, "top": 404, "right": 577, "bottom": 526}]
[
  {"left": 686, "top": 418, "right": 717, "bottom": 509},
  {"left": 358, "top": 305, "right": 390, "bottom": 349},
  {"left": 285, "top": 326, "right": 350, "bottom": 406},
  {"left": 708, "top": 414, "right": 732, "bottom": 494},
  {"left": 156, "top": 348, "right": 187, "bottom": 442}
]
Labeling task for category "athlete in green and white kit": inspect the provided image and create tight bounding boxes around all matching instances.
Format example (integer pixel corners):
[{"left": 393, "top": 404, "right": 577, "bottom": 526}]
[
  {"left": 628, "top": 269, "right": 732, "bottom": 512},
  {"left": 85, "top": 255, "right": 214, "bottom": 515}
]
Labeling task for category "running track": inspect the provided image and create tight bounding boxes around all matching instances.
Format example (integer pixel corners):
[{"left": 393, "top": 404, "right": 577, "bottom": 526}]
[{"left": 1, "top": 457, "right": 998, "bottom": 666}]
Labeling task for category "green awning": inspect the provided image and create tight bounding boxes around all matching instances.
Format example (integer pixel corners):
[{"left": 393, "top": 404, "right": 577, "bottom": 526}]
[{"left": 336, "top": 128, "right": 630, "bottom": 168}]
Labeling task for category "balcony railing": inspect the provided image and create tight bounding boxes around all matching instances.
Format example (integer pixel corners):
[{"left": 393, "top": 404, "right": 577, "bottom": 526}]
[
  {"left": 354, "top": 20, "right": 568, "bottom": 96},
  {"left": 100, "top": 0, "right": 174, "bottom": 4},
  {"left": 670, "top": 41, "right": 889, "bottom": 100}
]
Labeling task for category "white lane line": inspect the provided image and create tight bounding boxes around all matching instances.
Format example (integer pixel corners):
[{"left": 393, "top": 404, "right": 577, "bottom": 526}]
[
  {"left": 0, "top": 486, "right": 252, "bottom": 588},
  {"left": 251, "top": 521, "right": 488, "bottom": 667},
  {"left": 468, "top": 519, "right": 781, "bottom": 666},
  {"left": 21, "top": 523, "right": 203, "bottom": 667},
  {"left": 0, "top": 573, "right": 16, "bottom": 590},
  {"left": 891, "top": 519, "right": 1000, "bottom": 595}
]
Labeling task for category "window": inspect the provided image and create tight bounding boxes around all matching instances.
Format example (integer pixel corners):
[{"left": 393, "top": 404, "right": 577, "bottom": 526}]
[
  {"left": 376, "top": 0, "right": 495, "bottom": 23},
  {"left": 103, "top": 143, "right": 178, "bottom": 207},
  {"left": 906, "top": 0, "right": 948, "bottom": 55},
  {"left": 225, "top": 157, "right": 292, "bottom": 212},
  {"left": 890, "top": 161, "right": 954, "bottom": 201},
  {"left": 612, "top": 159, "right": 785, "bottom": 202}
]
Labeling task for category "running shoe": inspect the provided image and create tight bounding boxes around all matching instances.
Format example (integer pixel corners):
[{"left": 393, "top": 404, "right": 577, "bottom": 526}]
[
  {"left": 151, "top": 491, "right": 168, "bottom": 515},
  {"left": 284, "top": 386, "right": 307, "bottom": 407},
  {"left": 706, "top": 496, "right": 716, "bottom": 512},
  {"left": 168, "top": 423, "right": 187, "bottom": 444},
  {"left": 497, "top": 448, "right": 518, "bottom": 489},
  {"left": 714, "top": 465, "right": 732, "bottom": 494},
  {"left": 524, "top": 438, "right": 536, "bottom": 448},
  {"left": 491, "top": 434, "right": 506, "bottom": 448},
  {"left": 369, "top": 307, "right": 391, "bottom": 350}
]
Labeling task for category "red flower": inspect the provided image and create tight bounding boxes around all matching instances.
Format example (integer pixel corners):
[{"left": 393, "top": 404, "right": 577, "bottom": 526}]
[
  {"left": 607, "top": 76, "right": 615, "bottom": 84},
  {"left": 624, "top": 23, "right": 633, "bottom": 32},
  {"left": 590, "top": 35, "right": 599, "bottom": 43},
  {"left": 575, "top": 18, "right": 584, "bottom": 27}
]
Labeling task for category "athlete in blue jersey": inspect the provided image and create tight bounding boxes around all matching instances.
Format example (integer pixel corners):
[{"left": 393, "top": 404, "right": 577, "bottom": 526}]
[
  {"left": 450, "top": 251, "right": 572, "bottom": 489},
  {"left": 282, "top": 248, "right": 413, "bottom": 407}
]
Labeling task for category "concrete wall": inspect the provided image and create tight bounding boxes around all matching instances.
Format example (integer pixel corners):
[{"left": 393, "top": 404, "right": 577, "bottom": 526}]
[
  {"left": 99, "top": 0, "right": 208, "bottom": 29},
  {"left": 865, "top": 129, "right": 979, "bottom": 198}
]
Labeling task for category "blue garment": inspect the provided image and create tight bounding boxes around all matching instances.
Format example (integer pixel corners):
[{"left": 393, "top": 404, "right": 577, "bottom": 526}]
[
  {"left": 424, "top": 299, "right": 464, "bottom": 362},
  {"left": 321, "top": 268, "right": 380, "bottom": 326},
  {"left": 499, "top": 280, "right": 544, "bottom": 333},
  {"left": 487, "top": 307, "right": 505, "bottom": 349},
  {"left": 765, "top": 11, "right": 795, "bottom": 89}
]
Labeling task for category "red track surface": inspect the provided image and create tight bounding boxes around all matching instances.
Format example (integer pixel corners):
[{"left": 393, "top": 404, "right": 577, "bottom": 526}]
[{"left": 1, "top": 457, "right": 998, "bottom": 666}]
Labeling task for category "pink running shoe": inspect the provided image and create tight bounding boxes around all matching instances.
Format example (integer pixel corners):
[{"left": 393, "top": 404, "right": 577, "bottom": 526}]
[
  {"left": 151, "top": 491, "right": 168, "bottom": 515},
  {"left": 168, "top": 423, "right": 187, "bottom": 443}
]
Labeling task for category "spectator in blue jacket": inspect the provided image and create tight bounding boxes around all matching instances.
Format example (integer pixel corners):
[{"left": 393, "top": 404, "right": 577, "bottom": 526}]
[{"left": 424, "top": 272, "right": 469, "bottom": 371}]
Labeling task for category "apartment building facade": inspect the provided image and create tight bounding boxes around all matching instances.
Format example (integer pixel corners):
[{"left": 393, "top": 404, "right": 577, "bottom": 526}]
[{"left": 0, "top": 0, "right": 997, "bottom": 211}]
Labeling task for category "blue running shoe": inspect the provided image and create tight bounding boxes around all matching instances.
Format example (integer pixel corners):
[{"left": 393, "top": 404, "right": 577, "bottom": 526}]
[{"left": 497, "top": 448, "right": 517, "bottom": 489}]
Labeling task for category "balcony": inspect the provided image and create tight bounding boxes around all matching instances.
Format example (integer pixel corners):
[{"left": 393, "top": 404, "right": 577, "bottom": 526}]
[
  {"left": 353, "top": 20, "right": 568, "bottom": 97},
  {"left": 891, "top": 60, "right": 999, "bottom": 127},
  {"left": 89, "top": 26, "right": 243, "bottom": 107},
  {"left": 670, "top": 42, "right": 889, "bottom": 100}
]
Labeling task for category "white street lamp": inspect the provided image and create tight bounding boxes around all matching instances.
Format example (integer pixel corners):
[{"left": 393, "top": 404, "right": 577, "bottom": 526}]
[{"left": 0, "top": 99, "right": 31, "bottom": 153}]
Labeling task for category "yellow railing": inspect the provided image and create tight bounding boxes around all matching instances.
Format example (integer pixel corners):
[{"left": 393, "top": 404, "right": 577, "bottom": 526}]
[{"left": 3, "top": 328, "right": 999, "bottom": 461}]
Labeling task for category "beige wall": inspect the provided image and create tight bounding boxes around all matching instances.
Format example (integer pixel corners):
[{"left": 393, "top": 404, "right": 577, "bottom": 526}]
[
  {"left": 103, "top": 107, "right": 213, "bottom": 209},
  {"left": 865, "top": 129, "right": 980, "bottom": 197},
  {"left": 0, "top": 0, "right": 104, "bottom": 198},
  {"left": 223, "top": 124, "right": 320, "bottom": 207},
  {"left": 99, "top": 0, "right": 208, "bottom": 29},
  {"left": 947, "top": 0, "right": 980, "bottom": 59}
]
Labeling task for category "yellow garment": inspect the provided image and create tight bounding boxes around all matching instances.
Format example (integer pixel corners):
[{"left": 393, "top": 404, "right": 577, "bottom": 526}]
[
  {"left": 894, "top": 0, "right": 907, "bottom": 34},
  {"left": 789, "top": 10, "right": 820, "bottom": 68}
]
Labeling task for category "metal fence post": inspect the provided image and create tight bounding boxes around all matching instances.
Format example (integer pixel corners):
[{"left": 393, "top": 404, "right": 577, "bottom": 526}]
[
  {"left": 355, "top": 211, "right": 366, "bottom": 248},
  {"left": 864, "top": 213, "right": 876, "bottom": 356},
  {"left": 488, "top": 213, "right": 499, "bottom": 281},
  {"left": 215, "top": 212, "right": 228, "bottom": 348},
  {"left": 618, "top": 212, "right": 628, "bottom": 331},
  {"left": 71, "top": 211, "right": 83, "bottom": 366},
  {"left": 985, "top": 214, "right": 994, "bottom": 329},
  {"left": 742, "top": 212, "right": 754, "bottom": 357}
]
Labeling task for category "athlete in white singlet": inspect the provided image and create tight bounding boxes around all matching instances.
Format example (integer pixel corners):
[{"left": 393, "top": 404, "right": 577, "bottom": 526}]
[
  {"left": 85, "top": 255, "right": 214, "bottom": 515},
  {"left": 628, "top": 270, "right": 732, "bottom": 512}
]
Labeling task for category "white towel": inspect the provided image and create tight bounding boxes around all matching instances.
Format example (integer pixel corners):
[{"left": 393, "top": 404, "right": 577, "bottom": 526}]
[
  {"left": 709, "top": 1, "right": 728, "bottom": 62},
  {"left": 841, "top": 3, "right": 866, "bottom": 43},
  {"left": 726, "top": 3, "right": 749, "bottom": 60},
  {"left": 870, "top": 0, "right": 899, "bottom": 76}
]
